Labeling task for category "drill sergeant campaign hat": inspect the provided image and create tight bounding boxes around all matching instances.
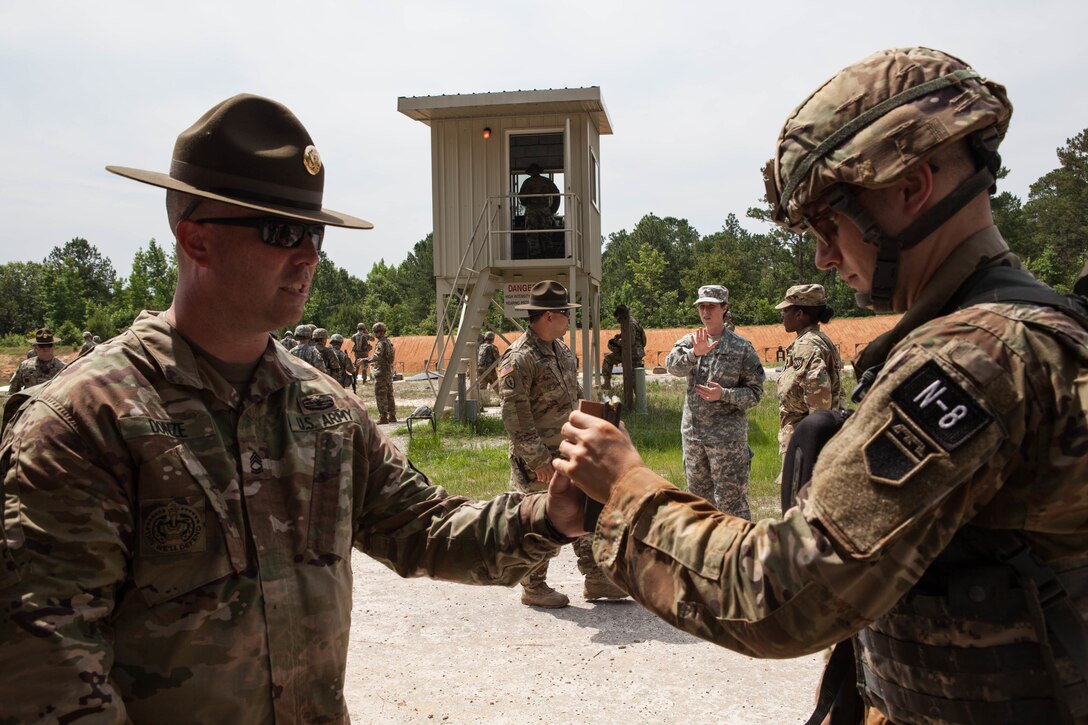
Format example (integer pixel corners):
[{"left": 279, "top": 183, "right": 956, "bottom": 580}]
[
  {"left": 28, "top": 328, "right": 56, "bottom": 346},
  {"left": 762, "top": 48, "right": 1012, "bottom": 311},
  {"left": 775, "top": 283, "right": 828, "bottom": 309},
  {"left": 514, "top": 280, "right": 581, "bottom": 312},
  {"left": 693, "top": 285, "right": 729, "bottom": 305},
  {"left": 106, "top": 94, "right": 373, "bottom": 229}
]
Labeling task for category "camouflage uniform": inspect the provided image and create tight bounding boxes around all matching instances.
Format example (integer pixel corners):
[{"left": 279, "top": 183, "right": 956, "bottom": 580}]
[
  {"left": 477, "top": 340, "right": 500, "bottom": 389},
  {"left": 499, "top": 327, "right": 603, "bottom": 586},
  {"left": 333, "top": 346, "right": 352, "bottom": 388},
  {"left": 281, "top": 334, "right": 297, "bottom": 351},
  {"left": 289, "top": 340, "right": 326, "bottom": 373},
  {"left": 666, "top": 329, "right": 765, "bottom": 519},
  {"left": 371, "top": 337, "right": 396, "bottom": 422},
  {"left": 316, "top": 344, "right": 340, "bottom": 379},
  {"left": 776, "top": 324, "right": 844, "bottom": 456},
  {"left": 0, "top": 311, "right": 563, "bottom": 724},
  {"left": 8, "top": 355, "right": 66, "bottom": 394},
  {"left": 519, "top": 172, "right": 560, "bottom": 256},
  {"left": 79, "top": 339, "right": 96, "bottom": 356},
  {"left": 592, "top": 227, "right": 1088, "bottom": 718},
  {"left": 351, "top": 330, "right": 371, "bottom": 381},
  {"left": 602, "top": 316, "right": 646, "bottom": 377}
]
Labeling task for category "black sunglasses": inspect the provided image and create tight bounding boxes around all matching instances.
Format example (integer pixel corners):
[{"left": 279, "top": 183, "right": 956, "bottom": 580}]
[{"left": 192, "top": 216, "right": 324, "bottom": 251}]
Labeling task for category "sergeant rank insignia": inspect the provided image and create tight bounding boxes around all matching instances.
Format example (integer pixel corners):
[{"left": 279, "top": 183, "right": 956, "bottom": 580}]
[{"left": 864, "top": 360, "right": 993, "bottom": 486}]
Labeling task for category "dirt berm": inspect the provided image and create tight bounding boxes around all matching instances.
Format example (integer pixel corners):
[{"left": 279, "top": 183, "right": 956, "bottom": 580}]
[{"left": 344, "top": 546, "right": 824, "bottom": 723}]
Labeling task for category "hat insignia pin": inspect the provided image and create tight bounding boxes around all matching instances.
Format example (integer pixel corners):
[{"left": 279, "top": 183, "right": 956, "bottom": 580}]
[{"left": 303, "top": 145, "right": 322, "bottom": 176}]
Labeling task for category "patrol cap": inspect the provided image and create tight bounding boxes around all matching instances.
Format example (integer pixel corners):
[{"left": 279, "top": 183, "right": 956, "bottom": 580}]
[
  {"left": 694, "top": 285, "right": 729, "bottom": 305},
  {"left": 106, "top": 94, "right": 373, "bottom": 229},
  {"left": 515, "top": 280, "right": 581, "bottom": 311},
  {"left": 775, "top": 284, "right": 828, "bottom": 309}
]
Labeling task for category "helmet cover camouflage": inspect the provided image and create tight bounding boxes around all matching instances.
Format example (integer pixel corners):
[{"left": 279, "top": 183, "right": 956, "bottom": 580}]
[
  {"left": 765, "top": 47, "right": 1012, "bottom": 232},
  {"left": 372, "top": 322, "right": 387, "bottom": 335},
  {"left": 293, "top": 324, "right": 313, "bottom": 338},
  {"left": 330, "top": 333, "right": 344, "bottom": 344},
  {"left": 312, "top": 327, "right": 329, "bottom": 340}
]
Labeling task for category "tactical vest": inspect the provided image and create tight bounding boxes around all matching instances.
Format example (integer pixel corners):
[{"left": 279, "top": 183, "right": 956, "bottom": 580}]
[{"left": 798, "top": 266, "right": 1088, "bottom": 725}]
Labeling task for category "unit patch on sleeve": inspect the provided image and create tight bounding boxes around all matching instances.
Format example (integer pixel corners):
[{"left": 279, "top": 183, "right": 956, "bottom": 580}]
[{"left": 889, "top": 360, "right": 993, "bottom": 451}]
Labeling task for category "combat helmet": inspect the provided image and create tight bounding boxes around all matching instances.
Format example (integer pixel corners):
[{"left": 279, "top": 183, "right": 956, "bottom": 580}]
[
  {"left": 763, "top": 47, "right": 1012, "bottom": 311},
  {"left": 330, "top": 333, "right": 344, "bottom": 344},
  {"left": 293, "top": 324, "right": 313, "bottom": 339},
  {"left": 372, "top": 322, "right": 387, "bottom": 335},
  {"left": 483, "top": 331, "right": 495, "bottom": 342},
  {"left": 312, "top": 327, "right": 329, "bottom": 341}
]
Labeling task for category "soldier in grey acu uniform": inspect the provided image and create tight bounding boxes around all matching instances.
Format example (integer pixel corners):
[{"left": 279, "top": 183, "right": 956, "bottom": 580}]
[
  {"left": 280, "top": 329, "right": 296, "bottom": 350},
  {"left": 499, "top": 281, "right": 628, "bottom": 607},
  {"left": 289, "top": 323, "right": 326, "bottom": 372},
  {"left": 8, "top": 328, "right": 66, "bottom": 394},
  {"left": 667, "top": 285, "right": 765, "bottom": 519}
]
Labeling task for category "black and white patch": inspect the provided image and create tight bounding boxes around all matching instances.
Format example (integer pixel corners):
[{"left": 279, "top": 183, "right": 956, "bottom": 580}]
[{"left": 889, "top": 360, "right": 993, "bottom": 451}]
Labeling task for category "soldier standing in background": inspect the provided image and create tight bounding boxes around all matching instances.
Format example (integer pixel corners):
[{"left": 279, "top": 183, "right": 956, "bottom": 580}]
[
  {"left": 8, "top": 328, "right": 66, "bottom": 393},
  {"left": 289, "top": 323, "right": 325, "bottom": 372},
  {"left": 79, "top": 331, "right": 96, "bottom": 356},
  {"left": 666, "top": 285, "right": 765, "bottom": 519},
  {"left": 312, "top": 327, "right": 341, "bottom": 379},
  {"left": 556, "top": 48, "right": 1088, "bottom": 725},
  {"left": 281, "top": 329, "right": 297, "bottom": 350},
  {"left": 329, "top": 334, "right": 353, "bottom": 390},
  {"left": 600, "top": 304, "right": 646, "bottom": 390},
  {"left": 775, "top": 284, "right": 844, "bottom": 473},
  {"left": 499, "top": 281, "right": 627, "bottom": 608},
  {"left": 369, "top": 322, "right": 396, "bottom": 423},
  {"left": 477, "top": 331, "right": 500, "bottom": 392},
  {"left": 351, "top": 322, "right": 371, "bottom": 383}
]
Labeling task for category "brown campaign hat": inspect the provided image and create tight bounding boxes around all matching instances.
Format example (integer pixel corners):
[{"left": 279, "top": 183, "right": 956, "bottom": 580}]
[
  {"left": 775, "top": 283, "right": 828, "bottom": 309},
  {"left": 28, "top": 328, "right": 55, "bottom": 346},
  {"left": 106, "top": 94, "right": 372, "bottom": 229},
  {"left": 515, "top": 280, "right": 581, "bottom": 312}
]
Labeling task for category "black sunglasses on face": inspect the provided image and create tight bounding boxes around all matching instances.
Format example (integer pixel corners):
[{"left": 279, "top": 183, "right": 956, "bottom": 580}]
[{"left": 192, "top": 216, "right": 325, "bottom": 251}]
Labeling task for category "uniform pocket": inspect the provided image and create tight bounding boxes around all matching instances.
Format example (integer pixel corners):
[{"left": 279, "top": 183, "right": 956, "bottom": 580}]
[
  {"left": 133, "top": 444, "right": 244, "bottom": 606},
  {"left": 307, "top": 428, "right": 353, "bottom": 560}
]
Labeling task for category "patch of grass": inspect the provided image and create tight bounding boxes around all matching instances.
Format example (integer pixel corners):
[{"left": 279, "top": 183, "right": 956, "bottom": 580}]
[{"left": 408, "top": 371, "right": 802, "bottom": 522}]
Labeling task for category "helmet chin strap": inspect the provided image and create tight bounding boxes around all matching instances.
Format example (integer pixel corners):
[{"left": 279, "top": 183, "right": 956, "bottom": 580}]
[{"left": 827, "top": 164, "right": 997, "bottom": 312}]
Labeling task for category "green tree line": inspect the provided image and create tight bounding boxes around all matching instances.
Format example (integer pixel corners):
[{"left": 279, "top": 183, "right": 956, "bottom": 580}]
[{"left": 3, "top": 127, "right": 1086, "bottom": 347}]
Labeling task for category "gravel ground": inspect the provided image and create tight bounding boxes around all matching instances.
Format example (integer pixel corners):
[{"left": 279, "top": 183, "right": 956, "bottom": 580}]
[{"left": 344, "top": 546, "right": 824, "bottom": 724}]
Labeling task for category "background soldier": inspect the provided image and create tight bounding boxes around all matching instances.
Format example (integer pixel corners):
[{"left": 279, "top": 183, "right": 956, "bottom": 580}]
[
  {"left": 289, "top": 323, "right": 325, "bottom": 372},
  {"left": 556, "top": 47, "right": 1088, "bottom": 725},
  {"left": 499, "top": 280, "right": 627, "bottom": 608},
  {"left": 600, "top": 304, "right": 646, "bottom": 390},
  {"left": 312, "top": 327, "right": 341, "bottom": 379},
  {"left": 281, "top": 329, "right": 297, "bottom": 350},
  {"left": 9, "top": 328, "right": 66, "bottom": 393},
  {"left": 351, "top": 322, "right": 371, "bottom": 383},
  {"left": 519, "top": 163, "right": 560, "bottom": 257},
  {"left": 477, "top": 331, "right": 500, "bottom": 392},
  {"left": 665, "top": 285, "right": 764, "bottom": 519},
  {"left": 0, "top": 93, "right": 582, "bottom": 724},
  {"left": 774, "top": 284, "right": 844, "bottom": 477},
  {"left": 369, "top": 321, "right": 396, "bottom": 423},
  {"left": 329, "top": 333, "right": 354, "bottom": 391},
  {"left": 79, "top": 331, "right": 96, "bottom": 356}
]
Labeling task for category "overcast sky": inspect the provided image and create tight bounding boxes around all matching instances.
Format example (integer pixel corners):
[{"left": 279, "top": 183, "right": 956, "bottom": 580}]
[{"left": 1, "top": 1, "right": 1085, "bottom": 280}]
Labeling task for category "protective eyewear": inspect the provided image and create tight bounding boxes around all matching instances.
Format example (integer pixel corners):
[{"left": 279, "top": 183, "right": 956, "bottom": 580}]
[{"left": 193, "top": 216, "right": 324, "bottom": 251}]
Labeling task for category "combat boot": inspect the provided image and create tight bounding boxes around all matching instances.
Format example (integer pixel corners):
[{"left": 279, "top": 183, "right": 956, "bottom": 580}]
[
  {"left": 520, "top": 582, "right": 569, "bottom": 609},
  {"left": 583, "top": 572, "right": 628, "bottom": 601}
]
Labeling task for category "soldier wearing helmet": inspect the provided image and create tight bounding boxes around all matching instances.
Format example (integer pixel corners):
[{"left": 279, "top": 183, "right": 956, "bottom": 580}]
[
  {"left": 288, "top": 323, "right": 326, "bottom": 373},
  {"left": 311, "top": 327, "right": 341, "bottom": 379},
  {"left": 329, "top": 333, "right": 352, "bottom": 390},
  {"left": 351, "top": 323, "right": 371, "bottom": 385},
  {"left": 280, "top": 329, "right": 297, "bottom": 351},
  {"left": 554, "top": 48, "right": 1088, "bottom": 724},
  {"left": 476, "top": 331, "right": 500, "bottom": 392},
  {"left": 368, "top": 322, "right": 397, "bottom": 423}
]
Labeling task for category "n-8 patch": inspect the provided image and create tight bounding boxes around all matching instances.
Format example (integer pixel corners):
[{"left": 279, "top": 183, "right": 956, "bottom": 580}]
[{"left": 864, "top": 360, "right": 993, "bottom": 486}]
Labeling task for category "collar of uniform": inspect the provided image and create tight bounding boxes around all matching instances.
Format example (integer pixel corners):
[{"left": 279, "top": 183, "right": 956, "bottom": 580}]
[
  {"left": 855, "top": 225, "right": 1016, "bottom": 378},
  {"left": 796, "top": 323, "right": 821, "bottom": 338},
  {"left": 526, "top": 326, "right": 557, "bottom": 358},
  {"left": 129, "top": 311, "right": 317, "bottom": 403}
]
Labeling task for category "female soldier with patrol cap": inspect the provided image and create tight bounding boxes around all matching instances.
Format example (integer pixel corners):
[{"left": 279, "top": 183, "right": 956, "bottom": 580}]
[{"left": 556, "top": 47, "right": 1088, "bottom": 725}]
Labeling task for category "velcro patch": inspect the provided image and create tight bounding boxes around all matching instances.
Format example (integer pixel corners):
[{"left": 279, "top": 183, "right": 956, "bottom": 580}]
[
  {"left": 140, "top": 496, "right": 206, "bottom": 555},
  {"left": 498, "top": 362, "right": 514, "bottom": 378},
  {"left": 289, "top": 408, "right": 355, "bottom": 432},
  {"left": 301, "top": 394, "right": 335, "bottom": 411},
  {"left": 864, "top": 408, "right": 944, "bottom": 486},
  {"left": 889, "top": 360, "right": 993, "bottom": 451}
]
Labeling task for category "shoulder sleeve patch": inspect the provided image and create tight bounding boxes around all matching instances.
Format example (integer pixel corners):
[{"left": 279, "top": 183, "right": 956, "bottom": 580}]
[
  {"left": 889, "top": 359, "right": 993, "bottom": 451},
  {"left": 498, "top": 361, "right": 515, "bottom": 378}
]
